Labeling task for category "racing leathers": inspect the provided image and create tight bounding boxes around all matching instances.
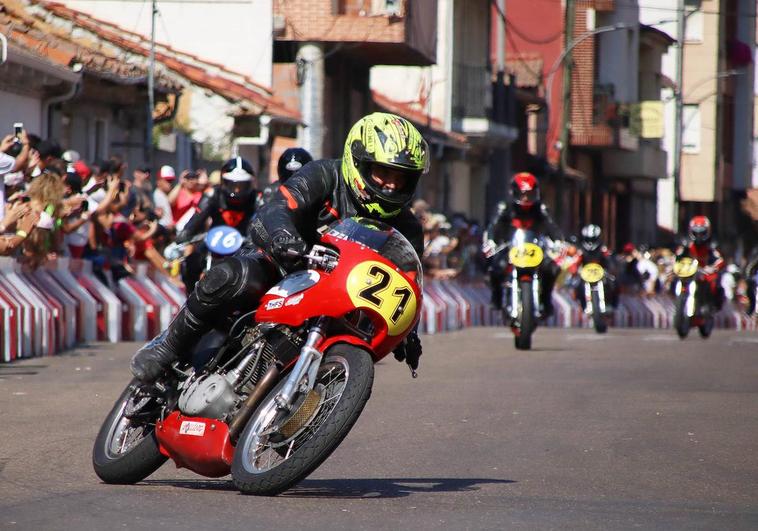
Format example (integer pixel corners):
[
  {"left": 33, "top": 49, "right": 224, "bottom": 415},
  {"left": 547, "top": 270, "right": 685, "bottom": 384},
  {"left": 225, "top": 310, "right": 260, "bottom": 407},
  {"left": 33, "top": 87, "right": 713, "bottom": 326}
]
[
  {"left": 131, "top": 159, "right": 424, "bottom": 383},
  {"left": 675, "top": 239, "right": 726, "bottom": 311},
  {"left": 175, "top": 185, "right": 258, "bottom": 291},
  {"left": 483, "top": 202, "right": 564, "bottom": 315},
  {"left": 573, "top": 245, "right": 620, "bottom": 310}
]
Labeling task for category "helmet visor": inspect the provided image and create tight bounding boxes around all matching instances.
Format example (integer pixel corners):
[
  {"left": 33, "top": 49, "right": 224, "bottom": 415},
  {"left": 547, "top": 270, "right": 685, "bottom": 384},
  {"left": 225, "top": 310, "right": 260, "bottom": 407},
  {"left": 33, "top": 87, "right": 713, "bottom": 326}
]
[
  {"left": 514, "top": 188, "right": 539, "bottom": 206},
  {"left": 367, "top": 164, "right": 420, "bottom": 203}
]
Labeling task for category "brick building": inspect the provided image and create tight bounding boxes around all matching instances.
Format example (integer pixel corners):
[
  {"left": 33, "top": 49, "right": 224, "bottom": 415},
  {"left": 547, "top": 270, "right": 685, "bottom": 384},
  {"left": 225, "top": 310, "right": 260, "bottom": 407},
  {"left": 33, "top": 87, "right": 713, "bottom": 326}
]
[{"left": 272, "top": 0, "right": 437, "bottom": 164}]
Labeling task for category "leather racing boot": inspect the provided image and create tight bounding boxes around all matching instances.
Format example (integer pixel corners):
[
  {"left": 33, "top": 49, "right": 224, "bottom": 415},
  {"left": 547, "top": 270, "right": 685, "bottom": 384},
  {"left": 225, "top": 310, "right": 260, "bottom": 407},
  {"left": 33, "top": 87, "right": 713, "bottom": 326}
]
[{"left": 130, "top": 305, "right": 208, "bottom": 383}]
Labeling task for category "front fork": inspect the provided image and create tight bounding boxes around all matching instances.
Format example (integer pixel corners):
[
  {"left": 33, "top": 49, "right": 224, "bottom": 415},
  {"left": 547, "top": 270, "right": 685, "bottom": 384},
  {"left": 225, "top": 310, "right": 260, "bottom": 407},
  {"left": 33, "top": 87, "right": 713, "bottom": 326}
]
[
  {"left": 274, "top": 325, "right": 325, "bottom": 412},
  {"left": 508, "top": 269, "right": 541, "bottom": 320},
  {"left": 584, "top": 281, "right": 607, "bottom": 315},
  {"left": 675, "top": 279, "right": 697, "bottom": 317}
]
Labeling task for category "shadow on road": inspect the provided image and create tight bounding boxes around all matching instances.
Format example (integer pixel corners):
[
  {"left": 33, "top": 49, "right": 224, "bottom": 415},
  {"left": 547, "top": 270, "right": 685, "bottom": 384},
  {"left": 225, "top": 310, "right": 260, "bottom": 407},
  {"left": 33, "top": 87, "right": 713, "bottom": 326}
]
[
  {"left": 142, "top": 479, "right": 237, "bottom": 491},
  {"left": 140, "top": 477, "right": 515, "bottom": 499},
  {"left": 282, "top": 477, "right": 516, "bottom": 499}
]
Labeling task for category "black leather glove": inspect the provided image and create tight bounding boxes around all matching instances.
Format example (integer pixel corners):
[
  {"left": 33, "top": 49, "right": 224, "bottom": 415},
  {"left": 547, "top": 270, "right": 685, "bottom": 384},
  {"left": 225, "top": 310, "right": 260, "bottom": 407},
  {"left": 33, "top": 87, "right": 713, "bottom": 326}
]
[
  {"left": 394, "top": 330, "right": 422, "bottom": 371},
  {"left": 270, "top": 229, "right": 308, "bottom": 270}
]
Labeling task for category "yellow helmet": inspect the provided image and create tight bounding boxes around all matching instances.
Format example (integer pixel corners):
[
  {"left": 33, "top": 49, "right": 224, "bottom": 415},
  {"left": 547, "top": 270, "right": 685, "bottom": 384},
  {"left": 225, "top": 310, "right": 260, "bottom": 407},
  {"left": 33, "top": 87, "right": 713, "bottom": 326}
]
[{"left": 341, "top": 112, "right": 429, "bottom": 218}]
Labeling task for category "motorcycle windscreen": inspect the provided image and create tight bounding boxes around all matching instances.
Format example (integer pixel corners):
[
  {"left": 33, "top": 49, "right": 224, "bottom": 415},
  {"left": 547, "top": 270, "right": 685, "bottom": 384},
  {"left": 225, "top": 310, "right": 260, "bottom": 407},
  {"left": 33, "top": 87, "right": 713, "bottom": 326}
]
[{"left": 326, "top": 217, "right": 422, "bottom": 284}]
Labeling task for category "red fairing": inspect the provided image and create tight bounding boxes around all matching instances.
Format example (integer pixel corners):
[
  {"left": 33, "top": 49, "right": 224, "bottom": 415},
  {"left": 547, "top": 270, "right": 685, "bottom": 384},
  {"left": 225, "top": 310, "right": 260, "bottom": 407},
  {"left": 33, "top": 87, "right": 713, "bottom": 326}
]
[
  {"left": 156, "top": 411, "right": 234, "bottom": 477},
  {"left": 256, "top": 231, "right": 422, "bottom": 361}
]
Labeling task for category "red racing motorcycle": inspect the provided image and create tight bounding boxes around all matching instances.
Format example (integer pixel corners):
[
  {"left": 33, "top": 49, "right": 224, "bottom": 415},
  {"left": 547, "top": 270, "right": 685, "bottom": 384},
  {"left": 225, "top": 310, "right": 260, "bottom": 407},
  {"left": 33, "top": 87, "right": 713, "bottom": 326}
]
[{"left": 93, "top": 217, "right": 422, "bottom": 495}]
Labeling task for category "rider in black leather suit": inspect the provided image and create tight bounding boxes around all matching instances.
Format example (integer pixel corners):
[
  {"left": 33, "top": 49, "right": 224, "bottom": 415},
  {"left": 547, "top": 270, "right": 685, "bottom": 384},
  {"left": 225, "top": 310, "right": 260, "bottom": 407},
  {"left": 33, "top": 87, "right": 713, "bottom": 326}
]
[
  {"left": 131, "top": 113, "right": 429, "bottom": 383},
  {"left": 482, "top": 172, "right": 564, "bottom": 315},
  {"left": 176, "top": 157, "right": 258, "bottom": 291},
  {"left": 256, "top": 147, "right": 313, "bottom": 208}
]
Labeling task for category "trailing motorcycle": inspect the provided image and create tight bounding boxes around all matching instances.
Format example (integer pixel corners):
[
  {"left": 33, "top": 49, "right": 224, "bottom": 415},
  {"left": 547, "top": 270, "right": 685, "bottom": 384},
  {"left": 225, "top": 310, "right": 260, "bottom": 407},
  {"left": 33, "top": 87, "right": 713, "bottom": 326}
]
[
  {"left": 93, "top": 217, "right": 422, "bottom": 495},
  {"left": 500, "top": 229, "right": 549, "bottom": 350},
  {"left": 579, "top": 262, "right": 609, "bottom": 334},
  {"left": 672, "top": 257, "right": 715, "bottom": 339},
  {"left": 163, "top": 226, "right": 245, "bottom": 285}
]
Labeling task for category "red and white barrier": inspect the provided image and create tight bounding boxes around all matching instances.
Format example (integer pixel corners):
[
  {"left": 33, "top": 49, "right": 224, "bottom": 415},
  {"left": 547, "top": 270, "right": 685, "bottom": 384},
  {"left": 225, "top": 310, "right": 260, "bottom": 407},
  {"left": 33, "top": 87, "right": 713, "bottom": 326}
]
[
  {"left": 0, "top": 263, "right": 754, "bottom": 362},
  {"left": 0, "top": 258, "right": 185, "bottom": 362},
  {"left": 419, "top": 281, "right": 757, "bottom": 335}
]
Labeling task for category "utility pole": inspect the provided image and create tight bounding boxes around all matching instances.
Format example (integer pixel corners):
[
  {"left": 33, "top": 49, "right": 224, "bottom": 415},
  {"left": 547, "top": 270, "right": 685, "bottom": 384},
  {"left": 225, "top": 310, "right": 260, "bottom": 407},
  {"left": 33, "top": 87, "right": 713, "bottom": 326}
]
[
  {"left": 146, "top": 0, "right": 157, "bottom": 182},
  {"left": 557, "top": 0, "right": 576, "bottom": 229},
  {"left": 486, "top": 0, "right": 508, "bottom": 221},
  {"left": 671, "top": 0, "right": 685, "bottom": 232}
]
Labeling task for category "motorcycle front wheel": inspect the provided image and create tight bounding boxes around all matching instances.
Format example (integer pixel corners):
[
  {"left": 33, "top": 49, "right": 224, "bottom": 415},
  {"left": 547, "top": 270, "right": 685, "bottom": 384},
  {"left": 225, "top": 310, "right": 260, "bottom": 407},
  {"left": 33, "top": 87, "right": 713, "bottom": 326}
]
[
  {"left": 514, "top": 280, "right": 534, "bottom": 350},
  {"left": 232, "top": 344, "right": 374, "bottom": 496},
  {"left": 591, "top": 289, "right": 608, "bottom": 334},
  {"left": 92, "top": 379, "right": 167, "bottom": 484},
  {"left": 674, "top": 293, "right": 690, "bottom": 339},
  {"left": 698, "top": 315, "right": 714, "bottom": 338}
]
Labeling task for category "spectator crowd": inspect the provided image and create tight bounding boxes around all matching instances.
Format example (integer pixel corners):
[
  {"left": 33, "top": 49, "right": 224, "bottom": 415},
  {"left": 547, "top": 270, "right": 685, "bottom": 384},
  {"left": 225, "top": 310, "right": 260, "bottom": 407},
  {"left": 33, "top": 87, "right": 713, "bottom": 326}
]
[
  {"left": 1, "top": 125, "right": 756, "bottom": 313},
  {"left": 0, "top": 126, "right": 219, "bottom": 289}
]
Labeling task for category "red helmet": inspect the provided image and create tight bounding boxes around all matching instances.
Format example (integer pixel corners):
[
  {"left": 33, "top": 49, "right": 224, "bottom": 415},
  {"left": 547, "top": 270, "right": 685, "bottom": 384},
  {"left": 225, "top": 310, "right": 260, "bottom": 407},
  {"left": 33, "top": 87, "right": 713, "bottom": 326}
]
[
  {"left": 688, "top": 215, "right": 711, "bottom": 245},
  {"left": 511, "top": 172, "right": 540, "bottom": 211}
]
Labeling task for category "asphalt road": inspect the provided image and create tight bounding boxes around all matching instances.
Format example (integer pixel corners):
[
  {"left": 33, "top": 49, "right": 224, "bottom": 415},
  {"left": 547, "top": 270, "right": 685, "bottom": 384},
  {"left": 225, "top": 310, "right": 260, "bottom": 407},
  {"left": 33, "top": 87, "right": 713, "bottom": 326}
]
[{"left": 1, "top": 328, "right": 757, "bottom": 530}]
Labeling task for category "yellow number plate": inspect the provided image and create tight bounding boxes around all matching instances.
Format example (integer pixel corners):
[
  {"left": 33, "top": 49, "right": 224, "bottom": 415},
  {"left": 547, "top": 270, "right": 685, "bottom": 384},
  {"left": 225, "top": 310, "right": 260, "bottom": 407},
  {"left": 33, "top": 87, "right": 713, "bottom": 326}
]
[
  {"left": 508, "top": 243, "right": 543, "bottom": 269},
  {"left": 580, "top": 263, "right": 605, "bottom": 283},
  {"left": 346, "top": 261, "right": 418, "bottom": 337},
  {"left": 674, "top": 258, "right": 698, "bottom": 278}
]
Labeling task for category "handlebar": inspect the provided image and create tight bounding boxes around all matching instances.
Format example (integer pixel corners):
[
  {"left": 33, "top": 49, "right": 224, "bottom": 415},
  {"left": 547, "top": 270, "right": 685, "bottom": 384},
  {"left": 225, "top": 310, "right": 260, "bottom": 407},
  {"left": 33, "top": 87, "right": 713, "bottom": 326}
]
[{"left": 282, "top": 245, "right": 339, "bottom": 272}]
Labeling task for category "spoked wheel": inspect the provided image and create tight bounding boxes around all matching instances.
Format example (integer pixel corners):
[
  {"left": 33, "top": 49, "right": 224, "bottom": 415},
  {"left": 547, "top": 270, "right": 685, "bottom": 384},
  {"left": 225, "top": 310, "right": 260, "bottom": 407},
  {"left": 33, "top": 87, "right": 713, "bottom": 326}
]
[
  {"left": 514, "top": 281, "right": 534, "bottom": 350},
  {"left": 92, "top": 379, "right": 167, "bottom": 484},
  {"left": 232, "top": 344, "right": 374, "bottom": 496}
]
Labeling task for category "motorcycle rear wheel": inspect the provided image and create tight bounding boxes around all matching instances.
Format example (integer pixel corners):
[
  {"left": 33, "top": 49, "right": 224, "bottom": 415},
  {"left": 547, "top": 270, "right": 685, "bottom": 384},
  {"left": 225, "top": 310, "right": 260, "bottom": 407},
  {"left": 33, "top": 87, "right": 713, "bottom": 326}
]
[
  {"left": 674, "top": 294, "right": 690, "bottom": 339},
  {"left": 92, "top": 379, "right": 167, "bottom": 484},
  {"left": 591, "top": 290, "right": 607, "bottom": 334},
  {"left": 514, "top": 281, "right": 534, "bottom": 350},
  {"left": 232, "top": 344, "right": 374, "bottom": 496}
]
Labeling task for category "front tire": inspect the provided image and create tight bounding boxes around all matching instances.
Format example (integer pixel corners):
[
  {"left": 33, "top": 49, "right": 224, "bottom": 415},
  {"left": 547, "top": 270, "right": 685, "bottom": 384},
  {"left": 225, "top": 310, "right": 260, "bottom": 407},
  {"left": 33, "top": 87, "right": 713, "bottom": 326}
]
[
  {"left": 92, "top": 379, "right": 167, "bottom": 484},
  {"left": 674, "top": 292, "right": 690, "bottom": 339},
  {"left": 232, "top": 344, "right": 374, "bottom": 496},
  {"left": 591, "top": 289, "right": 607, "bottom": 334},
  {"left": 514, "top": 280, "right": 534, "bottom": 350},
  {"left": 698, "top": 315, "right": 714, "bottom": 338}
]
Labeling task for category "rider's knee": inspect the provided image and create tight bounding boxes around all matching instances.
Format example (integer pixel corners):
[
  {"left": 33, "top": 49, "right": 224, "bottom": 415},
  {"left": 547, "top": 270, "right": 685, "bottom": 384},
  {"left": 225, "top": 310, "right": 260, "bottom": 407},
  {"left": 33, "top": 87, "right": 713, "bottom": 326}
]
[{"left": 194, "top": 257, "right": 244, "bottom": 306}]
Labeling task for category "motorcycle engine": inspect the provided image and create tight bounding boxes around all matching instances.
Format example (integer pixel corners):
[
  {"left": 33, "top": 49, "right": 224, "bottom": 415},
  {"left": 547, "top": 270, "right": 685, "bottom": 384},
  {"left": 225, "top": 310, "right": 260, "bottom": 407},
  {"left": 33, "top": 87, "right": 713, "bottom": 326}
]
[{"left": 177, "top": 373, "right": 237, "bottom": 420}]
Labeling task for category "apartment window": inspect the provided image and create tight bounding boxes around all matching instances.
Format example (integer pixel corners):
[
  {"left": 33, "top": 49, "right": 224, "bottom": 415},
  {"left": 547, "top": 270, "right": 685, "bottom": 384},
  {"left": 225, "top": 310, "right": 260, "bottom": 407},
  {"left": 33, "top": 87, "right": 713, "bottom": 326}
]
[{"left": 682, "top": 104, "right": 701, "bottom": 153}]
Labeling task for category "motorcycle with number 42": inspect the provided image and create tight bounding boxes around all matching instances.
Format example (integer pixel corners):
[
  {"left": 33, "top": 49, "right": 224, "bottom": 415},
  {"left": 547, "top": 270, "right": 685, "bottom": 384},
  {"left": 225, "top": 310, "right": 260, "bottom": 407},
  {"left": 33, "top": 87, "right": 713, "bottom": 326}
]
[
  {"left": 92, "top": 217, "right": 422, "bottom": 495},
  {"left": 498, "top": 229, "right": 552, "bottom": 350},
  {"left": 672, "top": 257, "right": 715, "bottom": 339}
]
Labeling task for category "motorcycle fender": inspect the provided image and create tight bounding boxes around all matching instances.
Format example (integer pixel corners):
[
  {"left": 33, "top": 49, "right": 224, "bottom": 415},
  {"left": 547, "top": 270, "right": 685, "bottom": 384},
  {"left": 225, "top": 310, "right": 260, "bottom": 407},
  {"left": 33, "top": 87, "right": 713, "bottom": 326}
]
[
  {"left": 155, "top": 411, "right": 234, "bottom": 478},
  {"left": 318, "top": 335, "right": 378, "bottom": 361}
]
